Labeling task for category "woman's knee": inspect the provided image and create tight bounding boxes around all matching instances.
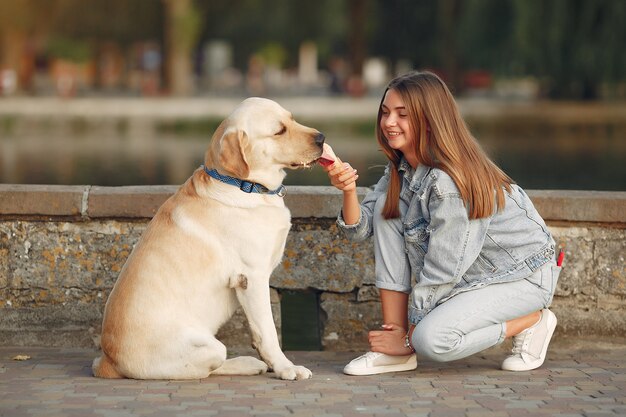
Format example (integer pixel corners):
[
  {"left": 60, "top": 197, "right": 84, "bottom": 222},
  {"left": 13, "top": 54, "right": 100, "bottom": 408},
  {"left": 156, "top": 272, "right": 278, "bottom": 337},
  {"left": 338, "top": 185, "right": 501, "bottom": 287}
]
[{"left": 411, "top": 321, "right": 461, "bottom": 363}]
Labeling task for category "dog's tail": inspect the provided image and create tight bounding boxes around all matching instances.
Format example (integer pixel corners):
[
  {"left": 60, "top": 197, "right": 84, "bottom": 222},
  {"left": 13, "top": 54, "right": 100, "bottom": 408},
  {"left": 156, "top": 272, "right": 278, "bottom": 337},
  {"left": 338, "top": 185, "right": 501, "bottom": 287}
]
[{"left": 92, "top": 354, "right": 124, "bottom": 379}]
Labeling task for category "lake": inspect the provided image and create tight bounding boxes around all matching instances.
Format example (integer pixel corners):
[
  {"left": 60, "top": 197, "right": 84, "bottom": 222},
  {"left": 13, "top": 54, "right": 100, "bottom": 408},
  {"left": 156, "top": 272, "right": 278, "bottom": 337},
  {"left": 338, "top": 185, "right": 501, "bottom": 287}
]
[{"left": 1, "top": 98, "right": 624, "bottom": 191}]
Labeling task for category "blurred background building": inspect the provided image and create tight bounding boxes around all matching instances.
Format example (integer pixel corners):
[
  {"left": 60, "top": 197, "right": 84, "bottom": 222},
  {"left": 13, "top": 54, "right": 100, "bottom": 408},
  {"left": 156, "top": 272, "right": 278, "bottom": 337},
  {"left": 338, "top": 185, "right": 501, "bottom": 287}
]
[{"left": 1, "top": 0, "right": 625, "bottom": 100}]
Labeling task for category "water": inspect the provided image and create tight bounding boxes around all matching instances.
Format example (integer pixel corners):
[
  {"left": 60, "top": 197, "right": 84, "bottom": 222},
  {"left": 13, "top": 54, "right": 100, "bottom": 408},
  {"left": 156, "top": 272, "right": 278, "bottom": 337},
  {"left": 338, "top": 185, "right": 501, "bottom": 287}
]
[{"left": 1, "top": 113, "right": 624, "bottom": 191}]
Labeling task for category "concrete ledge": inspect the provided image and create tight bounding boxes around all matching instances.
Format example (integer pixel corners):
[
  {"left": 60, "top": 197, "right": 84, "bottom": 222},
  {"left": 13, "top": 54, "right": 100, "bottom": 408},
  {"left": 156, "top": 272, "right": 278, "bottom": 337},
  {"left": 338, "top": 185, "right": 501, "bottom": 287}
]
[
  {"left": 528, "top": 190, "right": 626, "bottom": 224},
  {"left": 0, "top": 184, "right": 87, "bottom": 217},
  {"left": 87, "top": 185, "right": 178, "bottom": 218},
  {"left": 1, "top": 184, "right": 625, "bottom": 349},
  {"left": 1, "top": 184, "right": 624, "bottom": 223}
]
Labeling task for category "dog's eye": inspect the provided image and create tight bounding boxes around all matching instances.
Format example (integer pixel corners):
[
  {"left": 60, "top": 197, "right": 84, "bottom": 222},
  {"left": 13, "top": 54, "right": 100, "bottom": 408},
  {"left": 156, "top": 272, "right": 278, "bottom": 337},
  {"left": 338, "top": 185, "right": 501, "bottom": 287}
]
[{"left": 275, "top": 125, "right": 287, "bottom": 136}]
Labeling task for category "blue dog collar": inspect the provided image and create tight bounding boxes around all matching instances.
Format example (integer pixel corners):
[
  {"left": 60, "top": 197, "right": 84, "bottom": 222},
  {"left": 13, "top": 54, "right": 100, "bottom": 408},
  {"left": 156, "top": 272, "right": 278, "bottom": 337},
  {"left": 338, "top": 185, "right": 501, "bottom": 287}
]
[{"left": 203, "top": 166, "right": 286, "bottom": 197}]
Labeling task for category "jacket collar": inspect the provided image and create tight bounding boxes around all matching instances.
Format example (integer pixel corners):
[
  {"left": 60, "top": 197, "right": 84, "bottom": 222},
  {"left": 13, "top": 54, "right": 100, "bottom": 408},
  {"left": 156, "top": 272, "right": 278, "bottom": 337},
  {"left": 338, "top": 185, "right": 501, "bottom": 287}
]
[{"left": 398, "top": 157, "right": 431, "bottom": 192}]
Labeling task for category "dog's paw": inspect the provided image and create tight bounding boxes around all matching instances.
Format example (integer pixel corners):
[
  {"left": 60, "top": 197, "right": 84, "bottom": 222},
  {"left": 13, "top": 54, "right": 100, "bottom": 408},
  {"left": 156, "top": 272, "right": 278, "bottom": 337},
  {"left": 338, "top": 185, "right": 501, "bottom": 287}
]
[
  {"left": 276, "top": 365, "right": 312, "bottom": 381},
  {"left": 239, "top": 356, "right": 269, "bottom": 375},
  {"left": 211, "top": 356, "right": 268, "bottom": 376}
]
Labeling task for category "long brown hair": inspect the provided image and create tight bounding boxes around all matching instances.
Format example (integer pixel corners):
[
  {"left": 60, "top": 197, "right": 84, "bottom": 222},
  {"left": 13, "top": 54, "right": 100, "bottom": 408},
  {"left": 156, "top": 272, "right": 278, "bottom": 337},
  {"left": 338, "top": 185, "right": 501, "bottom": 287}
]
[{"left": 377, "top": 71, "right": 513, "bottom": 220}]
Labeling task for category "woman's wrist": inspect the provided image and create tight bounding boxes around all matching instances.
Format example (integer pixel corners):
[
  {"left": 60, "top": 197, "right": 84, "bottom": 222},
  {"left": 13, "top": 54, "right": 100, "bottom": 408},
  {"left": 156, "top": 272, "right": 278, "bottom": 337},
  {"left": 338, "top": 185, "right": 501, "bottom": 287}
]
[
  {"left": 404, "top": 332, "right": 415, "bottom": 352},
  {"left": 405, "top": 325, "right": 415, "bottom": 352},
  {"left": 341, "top": 188, "right": 360, "bottom": 225}
]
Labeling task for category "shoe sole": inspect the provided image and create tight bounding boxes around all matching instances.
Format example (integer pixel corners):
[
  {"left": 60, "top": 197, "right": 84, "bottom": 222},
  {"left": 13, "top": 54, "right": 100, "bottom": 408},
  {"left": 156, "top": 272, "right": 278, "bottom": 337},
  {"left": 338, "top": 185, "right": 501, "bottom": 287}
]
[
  {"left": 343, "top": 358, "right": 417, "bottom": 376},
  {"left": 502, "top": 310, "right": 558, "bottom": 371}
]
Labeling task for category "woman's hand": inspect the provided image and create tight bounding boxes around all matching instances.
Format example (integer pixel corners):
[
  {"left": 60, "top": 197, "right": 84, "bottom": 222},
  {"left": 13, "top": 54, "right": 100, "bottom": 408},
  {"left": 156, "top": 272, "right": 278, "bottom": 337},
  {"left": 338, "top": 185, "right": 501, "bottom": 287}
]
[
  {"left": 368, "top": 323, "right": 413, "bottom": 356},
  {"left": 320, "top": 143, "right": 360, "bottom": 224},
  {"left": 325, "top": 160, "right": 358, "bottom": 192}
]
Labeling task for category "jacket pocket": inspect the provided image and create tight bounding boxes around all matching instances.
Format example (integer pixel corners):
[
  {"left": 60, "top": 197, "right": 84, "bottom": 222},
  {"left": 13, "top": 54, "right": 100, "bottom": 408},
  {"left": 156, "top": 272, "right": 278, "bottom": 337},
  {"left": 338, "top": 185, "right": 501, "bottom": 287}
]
[
  {"left": 462, "top": 253, "right": 497, "bottom": 283},
  {"left": 545, "top": 264, "right": 561, "bottom": 306},
  {"left": 404, "top": 220, "right": 429, "bottom": 275}
]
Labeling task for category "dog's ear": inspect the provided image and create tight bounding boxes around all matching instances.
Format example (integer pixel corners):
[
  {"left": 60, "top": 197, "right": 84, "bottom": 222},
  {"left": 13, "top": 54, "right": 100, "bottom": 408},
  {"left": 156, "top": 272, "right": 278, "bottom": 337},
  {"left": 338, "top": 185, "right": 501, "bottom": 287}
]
[{"left": 219, "top": 129, "right": 250, "bottom": 179}]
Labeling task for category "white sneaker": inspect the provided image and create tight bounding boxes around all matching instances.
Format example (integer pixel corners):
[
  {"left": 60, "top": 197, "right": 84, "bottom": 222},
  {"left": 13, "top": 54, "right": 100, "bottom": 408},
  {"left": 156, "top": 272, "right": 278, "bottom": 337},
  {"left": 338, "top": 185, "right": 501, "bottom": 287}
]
[
  {"left": 343, "top": 351, "right": 417, "bottom": 376},
  {"left": 502, "top": 309, "right": 557, "bottom": 371}
]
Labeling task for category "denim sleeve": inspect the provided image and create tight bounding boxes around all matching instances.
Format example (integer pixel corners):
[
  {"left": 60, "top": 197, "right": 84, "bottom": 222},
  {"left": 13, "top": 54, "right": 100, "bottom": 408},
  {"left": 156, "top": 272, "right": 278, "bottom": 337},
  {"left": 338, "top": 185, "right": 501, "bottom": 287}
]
[
  {"left": 336, "top": 168, "right": 390, "bottom": 242},
  {"left": 408, "top": 193, "right": 491, "bottom": 325}
]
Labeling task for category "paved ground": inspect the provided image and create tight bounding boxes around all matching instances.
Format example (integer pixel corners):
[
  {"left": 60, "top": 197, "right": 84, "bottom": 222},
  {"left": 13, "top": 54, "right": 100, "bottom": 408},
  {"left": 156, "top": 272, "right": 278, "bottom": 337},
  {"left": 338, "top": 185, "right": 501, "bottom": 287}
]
[{"left": 1, "top": 338, "right": 625, "bottom": 417}]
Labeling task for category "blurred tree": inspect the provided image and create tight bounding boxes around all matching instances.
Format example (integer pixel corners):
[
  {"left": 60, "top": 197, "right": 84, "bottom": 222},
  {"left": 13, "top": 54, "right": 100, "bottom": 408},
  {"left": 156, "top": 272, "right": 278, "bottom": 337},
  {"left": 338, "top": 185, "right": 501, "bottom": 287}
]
[
  {"left": 514, "top": 0, "right": 626, "bottom": 99},
  {"left": 457, "top": 0, "right": 517, "bottom": 76},
  {"left": 163, "top": 0, "right": 202, "bottom": 95},
  {"left": 370, "top": 0, "right": 438, "bottom": 75},
  {"left": 0, "top": 1, "right": 68, "bottom": 91},
  {"left": 196, "top": 0, "right": 346, "bottom": 69},
  {"left": 2, "top": 0, "right": 624, "bottom": 99},
  {"left": 438, "top": 0, "right": 463, "bottom": 92},
  {"left": 52, "top": 0, "right": 161, "bottom": 42},
  {"left": 347, "top": 0, "right": 369, "bottom": 76},
  {"left": 0, "top": 0, "right": 164, "bottom": 92}
]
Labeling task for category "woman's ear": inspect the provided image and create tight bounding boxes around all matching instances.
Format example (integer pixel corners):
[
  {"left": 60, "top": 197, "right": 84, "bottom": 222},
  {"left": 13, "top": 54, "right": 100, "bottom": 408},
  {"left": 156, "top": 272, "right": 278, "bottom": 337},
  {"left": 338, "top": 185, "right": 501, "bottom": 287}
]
[{"left": 219, "top": 129, "right": 250, "bottom": 179}]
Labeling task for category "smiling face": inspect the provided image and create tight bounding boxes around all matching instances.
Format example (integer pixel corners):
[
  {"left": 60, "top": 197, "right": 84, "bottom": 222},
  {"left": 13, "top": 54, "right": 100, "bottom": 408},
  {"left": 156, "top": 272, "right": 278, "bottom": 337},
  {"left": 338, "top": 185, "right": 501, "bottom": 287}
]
[{"left": 380, "top": 88, "right": 416, "bottom": 157}]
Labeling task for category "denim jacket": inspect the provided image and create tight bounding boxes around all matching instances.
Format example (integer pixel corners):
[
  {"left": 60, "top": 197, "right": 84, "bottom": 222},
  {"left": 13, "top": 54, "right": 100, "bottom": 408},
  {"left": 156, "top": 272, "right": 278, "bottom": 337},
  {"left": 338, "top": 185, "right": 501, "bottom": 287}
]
[{"left": 337, "top": 158, "right": 555, "bottom": 326}]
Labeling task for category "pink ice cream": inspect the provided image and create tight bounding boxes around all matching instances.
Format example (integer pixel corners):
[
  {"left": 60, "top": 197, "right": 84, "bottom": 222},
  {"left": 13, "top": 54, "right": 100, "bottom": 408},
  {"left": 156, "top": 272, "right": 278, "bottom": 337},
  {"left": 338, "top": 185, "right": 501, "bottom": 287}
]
[{"left": 318, "top": 143, "right": 337, "bottom": 167}]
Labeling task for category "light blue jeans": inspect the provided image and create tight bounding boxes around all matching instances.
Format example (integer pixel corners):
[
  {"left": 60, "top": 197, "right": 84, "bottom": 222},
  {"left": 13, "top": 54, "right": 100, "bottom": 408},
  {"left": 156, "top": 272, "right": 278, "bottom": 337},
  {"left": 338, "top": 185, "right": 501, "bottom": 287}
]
[{"left": 373, "top": 197, "right": 559, "bottom": 363}]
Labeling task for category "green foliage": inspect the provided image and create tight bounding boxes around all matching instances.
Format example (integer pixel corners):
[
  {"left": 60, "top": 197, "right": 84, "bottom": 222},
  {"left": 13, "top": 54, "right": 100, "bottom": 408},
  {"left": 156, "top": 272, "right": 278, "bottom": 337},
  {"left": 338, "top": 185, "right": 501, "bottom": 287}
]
[
  {"left": 1, "top": 0, "right": 624, "bottom": 99},
  {"left": 368, "top": 0, "right": 626, "bottom": 98},
  {"left": 258, "top": 43, "right": 288, "bottom": 67},
  {"left": 195, "top": 0, "right": 346, "bottom": 68},
  {"left": 172, "top": 1, "right": 203, "bottom": 51},
  {"left": 46, "top": 37, "right": 92, "bottom": 63},
  {"left": 0, "top": 116, "right": 16, "bottom": 136},
  {"left": 512, "top": 0, "right": 626, "bottom": 98},
  {"left": 369, "top": 0, "right": 439, "bottom": 71},
  {"left": 457, "top": 0, "right": 517, "bottom": 75},
  {"left": 156, "top": 118, "right": 223, "bottom": 136}
]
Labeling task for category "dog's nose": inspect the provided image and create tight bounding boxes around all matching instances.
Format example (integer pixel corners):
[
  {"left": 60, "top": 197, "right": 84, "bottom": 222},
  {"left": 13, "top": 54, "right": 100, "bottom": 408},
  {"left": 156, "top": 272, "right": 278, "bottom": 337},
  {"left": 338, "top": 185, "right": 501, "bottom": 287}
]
[{"left": 315, "top": 132, "right": 325, "bottom": 146}]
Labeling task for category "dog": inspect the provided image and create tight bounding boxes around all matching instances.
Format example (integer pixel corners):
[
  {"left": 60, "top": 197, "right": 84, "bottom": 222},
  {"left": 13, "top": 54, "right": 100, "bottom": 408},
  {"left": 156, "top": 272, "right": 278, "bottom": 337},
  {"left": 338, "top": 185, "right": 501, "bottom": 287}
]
[{"left": 92, "top": 97, "right": 324, "bottom": 380}]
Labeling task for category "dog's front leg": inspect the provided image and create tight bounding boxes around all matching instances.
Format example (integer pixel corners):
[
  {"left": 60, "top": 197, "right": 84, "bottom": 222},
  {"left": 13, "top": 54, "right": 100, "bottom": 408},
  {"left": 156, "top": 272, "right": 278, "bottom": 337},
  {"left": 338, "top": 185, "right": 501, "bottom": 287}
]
[{"left": 233, "top": 276, "right": 312, "bottom": 380}]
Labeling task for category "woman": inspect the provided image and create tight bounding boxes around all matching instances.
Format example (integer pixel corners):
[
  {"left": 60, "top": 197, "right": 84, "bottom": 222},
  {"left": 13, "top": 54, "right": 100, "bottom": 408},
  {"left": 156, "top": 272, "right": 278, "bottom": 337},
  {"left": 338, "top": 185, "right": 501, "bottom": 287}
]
[{"left": 324, "top": 71, "right": 561, "bottom": 375}]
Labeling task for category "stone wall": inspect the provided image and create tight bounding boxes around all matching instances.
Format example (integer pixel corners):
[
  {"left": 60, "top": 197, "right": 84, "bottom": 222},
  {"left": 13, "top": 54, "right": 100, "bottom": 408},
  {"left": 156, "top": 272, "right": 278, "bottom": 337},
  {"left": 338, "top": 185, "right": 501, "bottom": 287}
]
[{"left": 1, "top": 184, "right": 624, "bottom": 351}]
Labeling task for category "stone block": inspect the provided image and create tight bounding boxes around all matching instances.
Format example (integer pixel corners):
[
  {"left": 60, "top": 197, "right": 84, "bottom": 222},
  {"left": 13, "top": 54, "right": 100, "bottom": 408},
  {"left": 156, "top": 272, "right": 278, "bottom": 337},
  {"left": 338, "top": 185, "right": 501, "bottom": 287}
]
[
  {"left": 550, "top": 226, "right": 626, "bottom": 298},
  {"left": 284, "top": 186, "right": 368, "bottom": 218},
  {"left": 216, "top": 288, "right": 281, "bottom": 350},
  {"left": 0, "top": 304, "right": 101, "bottom": 347},
  {"left": 0, "top": 184, "right": 85, "bottom": 217},
  {"left": 594, "top": 236, "right": 626, "bottom": 296},
  {"left": 88, "top": 186, "right": 177, "bottom": 218},
  {"left": 272, "top": 222, "right": 375, "bottom": 292},
  {"left": 529, "top": 190, "right": 626, "bottom": 223},
  {"left": 3, "top": 220, "right": 144, "bottom": 308},
  {"left": 357, "top": 285, "right": 380, "bottom": 302},
  {"left": 320, "top": 292, "right": 382, "bottom": 351},
  {"left": 551, "top": 298, "right": 626, "bottom": 336},
  {"left": 0, "top": 248, "right": 8, "bottom": 290},
  {"left": 549, "top": 226, "right": 596, "bottom": 296}
]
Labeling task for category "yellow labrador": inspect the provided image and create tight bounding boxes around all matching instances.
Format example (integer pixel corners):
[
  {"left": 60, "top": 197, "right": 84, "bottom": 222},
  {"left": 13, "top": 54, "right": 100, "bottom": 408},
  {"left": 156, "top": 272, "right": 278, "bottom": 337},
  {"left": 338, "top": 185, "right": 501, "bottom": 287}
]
[{"left": 93, "top": 98, "right": 324, "bottom": 380}]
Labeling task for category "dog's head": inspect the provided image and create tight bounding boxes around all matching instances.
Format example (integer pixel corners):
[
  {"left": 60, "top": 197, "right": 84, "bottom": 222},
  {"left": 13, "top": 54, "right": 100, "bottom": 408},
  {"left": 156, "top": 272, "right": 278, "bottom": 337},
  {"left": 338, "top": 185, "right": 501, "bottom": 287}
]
[{"left": 205, "top": 98, "right": 325, "bottom": 190}]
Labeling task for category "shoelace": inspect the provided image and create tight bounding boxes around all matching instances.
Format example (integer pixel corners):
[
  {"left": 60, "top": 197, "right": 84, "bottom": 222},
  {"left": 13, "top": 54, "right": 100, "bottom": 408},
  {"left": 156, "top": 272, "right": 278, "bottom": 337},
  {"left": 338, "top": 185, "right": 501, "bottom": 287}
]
[
  {"left": 510, "top": 329, "right": 531, "bottom": 355},
  {"left": 356, "top": 351, "right": 383, "bottom": 361}
]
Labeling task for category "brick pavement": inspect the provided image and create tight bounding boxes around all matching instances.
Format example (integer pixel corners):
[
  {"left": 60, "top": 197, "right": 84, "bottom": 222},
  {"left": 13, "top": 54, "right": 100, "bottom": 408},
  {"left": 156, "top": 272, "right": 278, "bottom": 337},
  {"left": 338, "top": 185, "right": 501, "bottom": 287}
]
[{"left": 1, "top": 337, "right": 625, "bottom": 417}]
